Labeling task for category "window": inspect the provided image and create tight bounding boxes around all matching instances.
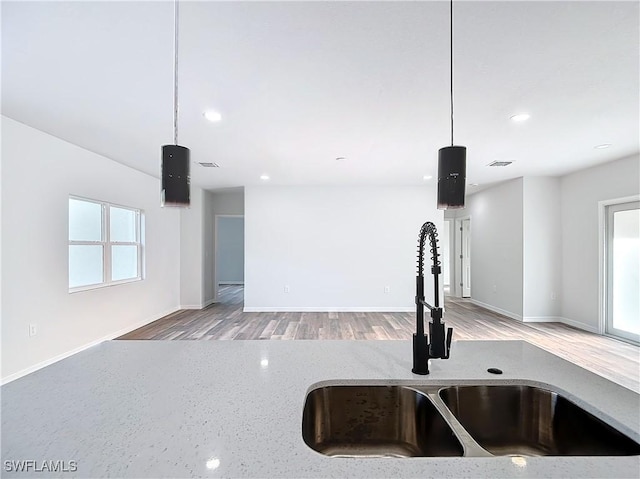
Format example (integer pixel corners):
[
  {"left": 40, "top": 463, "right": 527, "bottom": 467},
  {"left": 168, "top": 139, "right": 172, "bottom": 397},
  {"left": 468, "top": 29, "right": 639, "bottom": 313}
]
[
  {"left": 605, "top": 200, "right": 639, "bottom": 344},
  {"left": 69, "top": 196, "right": 143, "bottom": 291}
]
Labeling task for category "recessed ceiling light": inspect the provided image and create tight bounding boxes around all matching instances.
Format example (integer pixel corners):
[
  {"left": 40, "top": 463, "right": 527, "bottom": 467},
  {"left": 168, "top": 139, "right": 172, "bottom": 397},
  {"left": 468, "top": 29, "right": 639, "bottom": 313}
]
[
  {"left": 423, "top": 175, "right": 433, "bottom": 180},
  {"left": 469, "top": 183, "right": 479, "bottom": 187},
  {"left": 260, "top": 174, "right": 270, "bottom": 181},
  {"left": 510, "top": 113, "right": 530, "bottom": 122},
  {"left": 204, "top": 110, "right": 222, "bottom": 122},
  {"left": 335, "top": 157, "right": 346, "bottom": 161},
  {"left": 594, "top": 143, "right": 611, "bottom": 149}
]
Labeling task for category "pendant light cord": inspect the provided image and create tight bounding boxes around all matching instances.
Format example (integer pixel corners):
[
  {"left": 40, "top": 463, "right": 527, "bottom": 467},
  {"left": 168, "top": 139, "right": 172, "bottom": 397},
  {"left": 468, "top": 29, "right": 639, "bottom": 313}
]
[
  {"left": 450, "top": 0, "right": 454, "bottom": 146},
  {"left": 173, "top": 0, "right": 180, "bottom": 145}
]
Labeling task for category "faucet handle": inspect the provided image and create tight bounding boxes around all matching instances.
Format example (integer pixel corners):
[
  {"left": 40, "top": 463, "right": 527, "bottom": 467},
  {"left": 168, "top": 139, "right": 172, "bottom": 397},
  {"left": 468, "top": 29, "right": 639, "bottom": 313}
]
[
  {"left": 428, "top": 319, "right": 447, "bottom": 359},
  {"left": 442, "top": 327, "right": 453, "bottom": 359}
]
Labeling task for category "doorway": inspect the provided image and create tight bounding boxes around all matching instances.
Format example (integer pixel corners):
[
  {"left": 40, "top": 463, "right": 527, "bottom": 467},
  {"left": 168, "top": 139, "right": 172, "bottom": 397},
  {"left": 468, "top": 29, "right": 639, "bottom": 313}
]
[
  {"left": 604, "top": 201, "right": 639, "bottom": 344},
  {"left": 215, "top": 215, "right": 245, "bottom": 304}
]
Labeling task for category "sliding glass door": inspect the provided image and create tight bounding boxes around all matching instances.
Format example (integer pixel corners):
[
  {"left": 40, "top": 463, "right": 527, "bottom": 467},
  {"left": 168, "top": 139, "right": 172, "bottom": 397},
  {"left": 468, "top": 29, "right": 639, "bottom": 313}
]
[{"left": 605, "top": 201, "right": 639, "bottom": 344}]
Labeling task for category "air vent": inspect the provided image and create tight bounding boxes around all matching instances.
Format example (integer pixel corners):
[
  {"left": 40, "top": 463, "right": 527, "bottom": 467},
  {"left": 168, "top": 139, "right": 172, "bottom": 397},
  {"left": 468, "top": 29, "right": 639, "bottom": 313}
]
[
  {"left": 487, "top": 161, "right": 513, "bottom": 167},
  {"left": 198, "top": 162, "right": 220, "bottom": 168}
]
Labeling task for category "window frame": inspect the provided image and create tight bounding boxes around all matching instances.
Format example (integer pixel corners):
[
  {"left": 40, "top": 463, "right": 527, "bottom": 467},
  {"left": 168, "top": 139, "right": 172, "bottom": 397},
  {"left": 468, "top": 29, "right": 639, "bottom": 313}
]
[
  {"left": 604, "top": 200, "right": 639, "bottom": 344},
  {"left": 69, "top": 195, "right": 144, "bottom": 293}
]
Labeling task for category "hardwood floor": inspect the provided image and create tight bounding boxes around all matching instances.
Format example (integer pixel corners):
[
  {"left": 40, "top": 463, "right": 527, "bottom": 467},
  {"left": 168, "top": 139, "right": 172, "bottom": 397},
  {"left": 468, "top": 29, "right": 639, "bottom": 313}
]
[{"left": 117, "top": 285, "right": 640, "bottom": 392}]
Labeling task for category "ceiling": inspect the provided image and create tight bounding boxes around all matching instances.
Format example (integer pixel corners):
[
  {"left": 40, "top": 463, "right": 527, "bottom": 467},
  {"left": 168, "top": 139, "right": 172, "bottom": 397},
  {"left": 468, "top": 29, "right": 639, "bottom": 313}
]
[{"left": 2, "top": 1, "right": 638, "bottom": 192}]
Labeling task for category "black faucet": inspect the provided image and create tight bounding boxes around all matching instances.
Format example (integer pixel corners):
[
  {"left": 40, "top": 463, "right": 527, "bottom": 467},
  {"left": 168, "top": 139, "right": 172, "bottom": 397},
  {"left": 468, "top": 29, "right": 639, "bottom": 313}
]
[{"left": 412, "top": 221, "right": 453, "bottom": 375}]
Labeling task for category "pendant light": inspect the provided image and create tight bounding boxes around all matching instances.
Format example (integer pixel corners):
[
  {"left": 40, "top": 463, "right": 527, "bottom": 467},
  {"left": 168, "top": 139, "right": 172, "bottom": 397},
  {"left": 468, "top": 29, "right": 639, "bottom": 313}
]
[
  {"left": 161, "top": 0, "right": 190, "bottom": 207},
  {"left": 437, "top": 0, "right": 466, "bottom": 210}
]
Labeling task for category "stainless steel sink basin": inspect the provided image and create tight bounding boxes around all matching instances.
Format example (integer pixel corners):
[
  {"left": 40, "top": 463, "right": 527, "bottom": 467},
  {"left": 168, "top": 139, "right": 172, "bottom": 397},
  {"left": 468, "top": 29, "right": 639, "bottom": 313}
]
[
  {"left": 439, "top": 385, "right": 640, "bottom": 456},
  {"left": 302, "top": 383, "right": 640, "bottom": 458},
  {"left": 302, "top": 385, "right": 464, "bottom": 457}
]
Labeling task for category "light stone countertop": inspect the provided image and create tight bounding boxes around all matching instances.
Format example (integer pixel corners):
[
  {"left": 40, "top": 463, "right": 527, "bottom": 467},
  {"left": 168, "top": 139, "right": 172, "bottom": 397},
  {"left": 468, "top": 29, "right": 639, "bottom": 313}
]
[{"left": 2, "top": 340, "right": 639, "bottom": 478}]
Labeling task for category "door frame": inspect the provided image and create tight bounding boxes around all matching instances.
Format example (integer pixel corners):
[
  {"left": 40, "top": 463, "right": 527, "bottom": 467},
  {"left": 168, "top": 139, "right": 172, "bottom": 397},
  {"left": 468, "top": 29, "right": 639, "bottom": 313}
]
[
  {"left": 598, "top": 194, "right": 639, "bottom": 340},
  {"left": 442, "top": 218, "right": 453, "bottom": 295},
  {"left": 461, "top": 218, "right": 471, "bottom": 298},
  {"left": 453, "top": 215, "right": 471, "bottom": 298}
]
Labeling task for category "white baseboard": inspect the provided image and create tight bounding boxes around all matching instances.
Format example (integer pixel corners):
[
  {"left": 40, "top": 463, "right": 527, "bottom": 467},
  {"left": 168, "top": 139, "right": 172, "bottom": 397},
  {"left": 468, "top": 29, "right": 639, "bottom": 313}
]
[
  {"left": 523, "top": 316, "right": 564, "bottom": 323},
  {"left": 473, "top": 302, "right": 600, "bottom": 334},
  {"left": 1, "top": 306, "right": 178, "bottom": 385},
  {"left": 243, "top": 306, "right": 414, "bottom": 313},
  {"left": 219, "top": 281, "right": 244, "bottom": 285},
  {"left": 556, "top": 316, "right": 600, "bottom": 334},
  {"left": 468, "top": 299, "right": 523, "bottom": 321},
  {"left": 180, "top": 304, "right": 203, "bottom": 310},
  {"left": 182, "top": 300, "right": 219, "bottom": 309}
]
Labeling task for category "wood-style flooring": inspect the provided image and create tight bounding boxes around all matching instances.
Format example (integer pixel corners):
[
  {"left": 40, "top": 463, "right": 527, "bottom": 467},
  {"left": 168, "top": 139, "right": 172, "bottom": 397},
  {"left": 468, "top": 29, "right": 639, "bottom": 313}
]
[{"left": 118, "top": 285, "right": 640, "bottom": 393}]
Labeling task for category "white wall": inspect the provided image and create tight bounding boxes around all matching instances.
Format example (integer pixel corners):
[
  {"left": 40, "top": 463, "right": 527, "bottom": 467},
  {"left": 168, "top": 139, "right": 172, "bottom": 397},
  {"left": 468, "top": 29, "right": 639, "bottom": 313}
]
[
  {"left": 180, "top": 188, "right": 218, "bottom": 308},
  {"left": 202, "top": 190, "right": 215, "bottom": 305},
  {"left": 179, "top": 186, "right": 204, "bottom": 308},
  {"left": 523, "top": 177, "right": 562, "bottom": 320},
  {"left": 244, "top": 186, "right": 441, "bottom": 311},
  {"left": 463, "top": 178, "right": 524, "bottom": 319},
  {"left": 452, "top": 156, "right": 639, "bottom": 331},
  {"left": 212, "top": 189, "right": 244, "bottom": 216},
  {"left": 560, "top": 154, "right": 640, "bottom": 332},
  {"left": 1, "top": 116, "right": 181, "bottom": 382}
]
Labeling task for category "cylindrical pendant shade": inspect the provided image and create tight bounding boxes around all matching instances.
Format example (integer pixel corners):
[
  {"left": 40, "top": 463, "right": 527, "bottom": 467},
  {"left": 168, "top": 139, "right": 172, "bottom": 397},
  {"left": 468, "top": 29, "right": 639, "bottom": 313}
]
[
  {"left": 437, "top": 145, "right": 466, "bottom": 210},
  {"left": 161, "top": 145, "right": 190, "bottom": 207}
]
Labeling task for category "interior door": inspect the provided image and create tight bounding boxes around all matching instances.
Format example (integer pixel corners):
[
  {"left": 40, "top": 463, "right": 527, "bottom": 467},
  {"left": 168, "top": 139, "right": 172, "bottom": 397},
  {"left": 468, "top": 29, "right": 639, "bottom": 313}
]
[
  {"left": 605, "top": 201, "right": 639, "bottom": 344},
  {"left": 461, "top": 219, "right": 471, "bottom": 298}
]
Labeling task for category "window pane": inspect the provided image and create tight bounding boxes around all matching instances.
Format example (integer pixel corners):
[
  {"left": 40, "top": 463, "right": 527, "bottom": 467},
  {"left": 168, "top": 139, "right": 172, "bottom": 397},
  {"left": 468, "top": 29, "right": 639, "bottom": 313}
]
[
  {"left": 69, "top": 245, "right": 104, "bottom": 288},
  {"left": 612, "top": 208, "right": 640, "bottom": 335},
  {"left": 110, "top": 206, "right": 137, "bottom": 242},
  {"left": 69, "top": 198, "right": 102, "bottom": 241},
  {"left": 112, "top": 245, "right": 138, "bottom": 281}
]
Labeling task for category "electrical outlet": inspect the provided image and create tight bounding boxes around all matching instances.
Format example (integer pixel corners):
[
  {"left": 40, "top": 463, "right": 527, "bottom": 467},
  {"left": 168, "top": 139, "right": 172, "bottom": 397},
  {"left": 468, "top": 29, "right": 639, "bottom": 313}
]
[
  {"left": 384, "top": 285, "right": 390, "bottom": 293},
  {"left": 284, "top": 285, "right": 290, "bottom": 293},
  {"left": 29, "top": 324, "right": 37, "bottom": 337}
]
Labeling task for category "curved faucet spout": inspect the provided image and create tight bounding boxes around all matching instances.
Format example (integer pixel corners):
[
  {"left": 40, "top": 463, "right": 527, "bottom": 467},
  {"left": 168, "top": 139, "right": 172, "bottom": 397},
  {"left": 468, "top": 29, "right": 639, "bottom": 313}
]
[
  {"left": 417, "top": 221, "right": 441, "bottom": 280},
  {"left": 417, "top": 222, "right": 442, "bottom": 309}
]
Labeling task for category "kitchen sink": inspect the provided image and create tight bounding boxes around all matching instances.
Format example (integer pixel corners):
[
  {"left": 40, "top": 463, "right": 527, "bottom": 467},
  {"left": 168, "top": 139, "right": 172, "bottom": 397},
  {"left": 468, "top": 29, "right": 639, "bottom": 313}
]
[
  {"left": 439, "top": 385, "right": 640, "bottom": 456},
  {"left": 302, "top": 385, "right": 464, "bottom": 457},
  {"left": 302, "top": 383, "right": 640, "bottom": 458}
]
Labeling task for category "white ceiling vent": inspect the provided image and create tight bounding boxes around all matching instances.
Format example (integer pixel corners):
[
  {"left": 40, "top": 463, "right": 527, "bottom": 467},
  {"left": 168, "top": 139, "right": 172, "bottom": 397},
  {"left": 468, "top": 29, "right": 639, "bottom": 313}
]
[
  {"left": 487, "top": 160, "right": 513, "bottom": 167},
  {"left": 199, "top": 162, "right": 220, "bottom": 168}
]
